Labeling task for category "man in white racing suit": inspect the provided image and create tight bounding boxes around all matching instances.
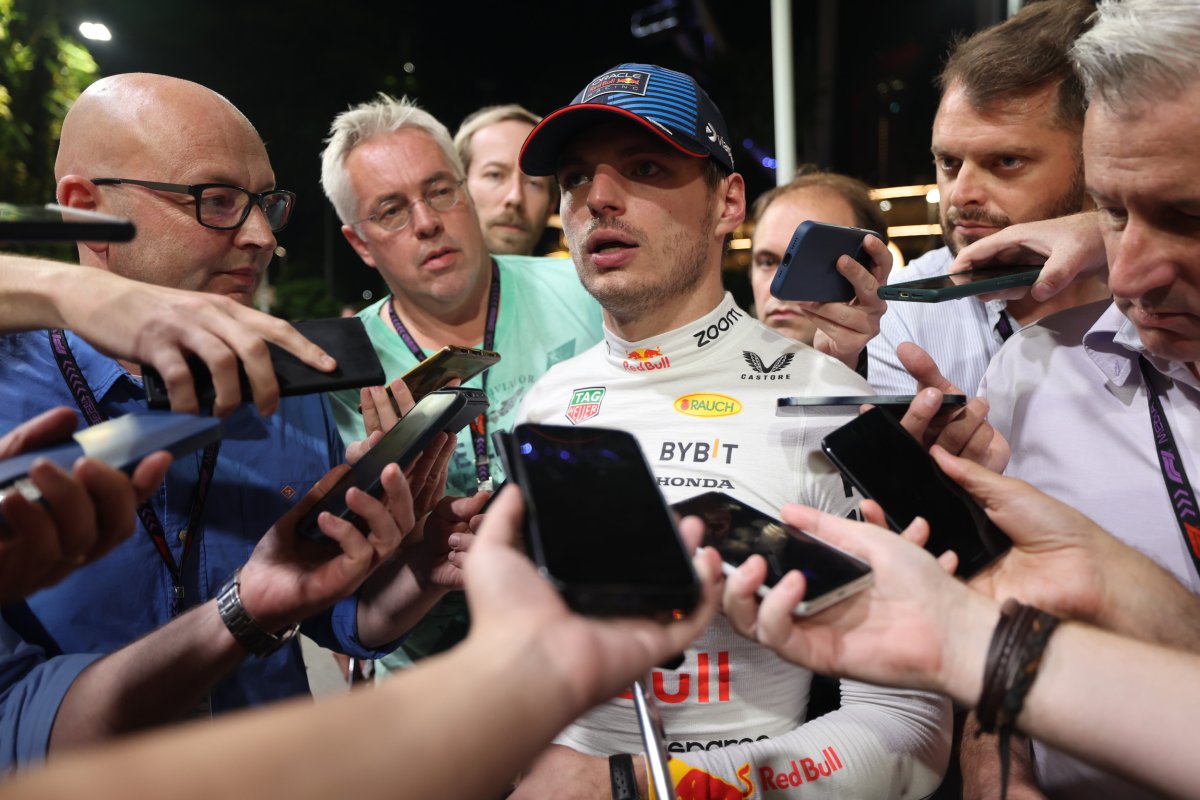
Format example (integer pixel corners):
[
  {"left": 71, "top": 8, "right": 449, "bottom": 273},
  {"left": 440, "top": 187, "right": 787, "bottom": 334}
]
[{"left": 510, "top": 62, "right": 951, "bottom": 800}]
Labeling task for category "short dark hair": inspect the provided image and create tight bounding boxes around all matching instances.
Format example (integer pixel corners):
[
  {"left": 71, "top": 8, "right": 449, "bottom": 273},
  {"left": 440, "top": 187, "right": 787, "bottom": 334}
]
[
  {"left": 751, "top": 166, "right": 888, "bottom": 243},
  {"left": 938, "top": 0, "right": 1097, "bottom": 130}
]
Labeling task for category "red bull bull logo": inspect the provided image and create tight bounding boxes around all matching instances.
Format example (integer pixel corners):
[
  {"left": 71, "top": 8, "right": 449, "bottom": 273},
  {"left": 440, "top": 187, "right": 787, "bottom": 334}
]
[
  {"left": 670, "top": 758, "right": 755, "bottom": 799},
  {"left": 623, "top": 347, "right": 671, "bottom": 372}
]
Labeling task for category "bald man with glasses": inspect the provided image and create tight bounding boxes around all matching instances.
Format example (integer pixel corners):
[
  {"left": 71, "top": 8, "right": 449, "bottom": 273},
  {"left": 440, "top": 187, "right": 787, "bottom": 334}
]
[{"left": 0, "top": 73, "right": 460, "bottom": 769}]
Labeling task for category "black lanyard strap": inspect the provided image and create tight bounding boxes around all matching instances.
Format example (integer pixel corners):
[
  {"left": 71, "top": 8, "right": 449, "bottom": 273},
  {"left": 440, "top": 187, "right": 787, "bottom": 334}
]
[
  {"left": 1139, "top": 356, "right": 1200, "bottom": 577},
  {"left": 387, "top": 261, "right": 500, "bottom": 492},
  {"left": 48, "top": 329, "right": 220, "bottom": 614}
]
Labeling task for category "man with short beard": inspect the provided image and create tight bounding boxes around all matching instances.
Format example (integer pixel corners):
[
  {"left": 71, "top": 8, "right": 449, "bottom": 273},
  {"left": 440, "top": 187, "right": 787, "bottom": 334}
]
[
  {"left": 512, "top": 63, "right": 950, "bottom": 800},
  {"left": 454, "top": 104, "right": 555, "bottom": 257},
  {"left": 865, "top": 0, "right": 1110, "bottom": 395}
]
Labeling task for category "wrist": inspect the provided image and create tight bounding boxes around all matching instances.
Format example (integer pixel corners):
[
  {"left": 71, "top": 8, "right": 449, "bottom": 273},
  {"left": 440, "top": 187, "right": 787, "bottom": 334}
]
[
  {"left": 216, "top": 568, "right": 300, "bottom": 657},
  {"left": 940, "top": 591, "right": 1002, "bottom": 706}
]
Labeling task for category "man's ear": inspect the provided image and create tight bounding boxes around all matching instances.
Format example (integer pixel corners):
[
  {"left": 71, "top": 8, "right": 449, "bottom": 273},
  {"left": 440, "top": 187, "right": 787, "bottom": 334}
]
[
  {"left": 341, "top": 223, "right": 378, "bottom": 269},
  {"left": 57, "top": 176, "right": 108, "bottom": 259},
  {"left": 714, "top": 172, "right": 746, "bottom": 239}
]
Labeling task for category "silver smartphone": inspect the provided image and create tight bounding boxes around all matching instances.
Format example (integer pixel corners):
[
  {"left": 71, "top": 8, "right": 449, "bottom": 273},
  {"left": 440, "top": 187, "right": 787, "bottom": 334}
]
[{"left": 672, "top": 491, "right": 872, "bottom": 616}]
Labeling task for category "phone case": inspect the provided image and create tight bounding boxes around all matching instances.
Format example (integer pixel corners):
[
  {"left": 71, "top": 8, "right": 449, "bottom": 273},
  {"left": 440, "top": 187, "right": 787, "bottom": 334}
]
[
  {"left": 401, "top": 346, "right": 502, "bottom": 403},
  {"left": 142, "top": 317, "right": 386, "bottom": 408},
  {"left": 877, "top": 266, "right": 1041, "bottom": 303},
  {"left": 770, "top": 220, "right": 883, "bottom": 303},
  {"left": 296, "top": 387, "right": 488, "bottom": 540}
]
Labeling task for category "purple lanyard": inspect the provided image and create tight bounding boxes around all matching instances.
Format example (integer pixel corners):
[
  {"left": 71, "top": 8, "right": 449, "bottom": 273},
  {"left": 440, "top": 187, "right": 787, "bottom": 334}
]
[
  {"left": 387, "top": 261, "right": 500, "bottom": 492},
  {"left": 48, "top": 329, "right": 220, "bottom": 614},
  {"left": 1139, "top": 356, "right": 1200, "bottom": 577}
]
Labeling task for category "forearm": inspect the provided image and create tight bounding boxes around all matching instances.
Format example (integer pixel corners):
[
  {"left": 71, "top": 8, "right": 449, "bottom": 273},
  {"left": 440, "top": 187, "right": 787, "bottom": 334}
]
[
  {"left": 354, "top": 553, "right": 451, "bottom": 649},
  {"left": 1091, "top": 545, "right": 1200, "bottom": 649},
  {"left": 663, "top": 683, "right": 951, "bottom": 798},
  {"left": 1013, "top": 624, "right": 1200, "bottom": 799},
  {"left": 0, "top": 256, "right": 80, "bottom": 333},
  {"left": 957, "top": 713, "right": 1044, "bottom": 800},
  {"left": 10, "top": 629, "right": 578, "bottom": 800},
  {"left": 48, "top": 600, "right": 246, "bottom": 754}
]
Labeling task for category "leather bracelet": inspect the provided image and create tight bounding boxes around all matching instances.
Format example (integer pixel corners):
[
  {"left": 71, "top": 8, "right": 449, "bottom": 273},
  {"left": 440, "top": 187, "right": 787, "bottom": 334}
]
[
  {"left": 216, "top": 568, "right": 300, "bottom": 658},
  {"left": 975, "top": 598, "right": 1060, "bottom": 800},
  {"left": 609, "top": 753, "right": 639, "bottom": 800}
]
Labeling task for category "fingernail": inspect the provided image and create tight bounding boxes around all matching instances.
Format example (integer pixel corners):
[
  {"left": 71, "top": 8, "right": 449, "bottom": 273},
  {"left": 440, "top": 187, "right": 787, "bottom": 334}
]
[{"left": 320, "top": 355, "right": 337, "bottom": 370}]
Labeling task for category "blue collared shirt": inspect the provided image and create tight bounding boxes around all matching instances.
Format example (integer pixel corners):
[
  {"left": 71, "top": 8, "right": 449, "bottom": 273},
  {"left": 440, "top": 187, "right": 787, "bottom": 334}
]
[{"left": 0, "top": 330, "right": 390, "bottom": 767}]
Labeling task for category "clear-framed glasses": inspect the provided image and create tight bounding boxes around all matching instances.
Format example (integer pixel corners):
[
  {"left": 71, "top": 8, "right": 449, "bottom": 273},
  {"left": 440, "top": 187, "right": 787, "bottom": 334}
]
[
  {"left": 355, "top": 178, "right": 465, "bottom": 233},
  {"left": 90, "top": 178, "right": 296, "bottom": 232}
]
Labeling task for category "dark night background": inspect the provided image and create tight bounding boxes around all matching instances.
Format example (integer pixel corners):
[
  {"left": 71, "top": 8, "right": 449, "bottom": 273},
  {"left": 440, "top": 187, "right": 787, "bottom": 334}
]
[{"left": 62, "top": 0, "right": 1004, "bottom": 310}]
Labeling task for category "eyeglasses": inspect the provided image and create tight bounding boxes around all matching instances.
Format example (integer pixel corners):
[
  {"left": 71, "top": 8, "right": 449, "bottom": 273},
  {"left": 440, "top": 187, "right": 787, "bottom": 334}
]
[
  {"left": 355, "top": 178, "right": 465, "bottom": 233},
  {"left": 91, "top": 178, "right": 296, "bottom": 232}
]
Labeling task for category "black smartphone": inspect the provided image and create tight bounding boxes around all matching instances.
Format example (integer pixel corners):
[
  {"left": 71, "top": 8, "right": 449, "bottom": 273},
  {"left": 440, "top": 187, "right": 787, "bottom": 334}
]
[
  {"left": 877, "top": 265, "right": 1041, "bottom": 303},
  {"left": 143, "top": 317, "right": 386, "bottom": 409},
  {"left": 0, "top": 203, "right": 136, "bottom": 243},
  {"left": 820, "top": 407, "right": 1011, "bottom": 578},
  {"left": 400, "top": 346, "right": 501, "bottom": 403},
  {"left": 0, "top": 411, "right": 223, "bottom": 503},
  {"left": 672, "top": 492, "right": 871, "bottom": 616},
  {"left": 296, "top": 387, "right": 487, "bottom": 540},
  {"left": 510, "top": 423, "right": 700, "bottom": 615},
  {"left": 777, "top": 395, "right": 967, "bottom": 414},
  {"left": 770, "top": 220, "right": 884, "bottom": 303}
]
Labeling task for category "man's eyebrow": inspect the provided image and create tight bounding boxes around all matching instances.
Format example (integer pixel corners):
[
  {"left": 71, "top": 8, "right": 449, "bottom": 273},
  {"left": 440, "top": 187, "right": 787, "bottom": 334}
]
[{"left": 368, "top": 171, "right": 457, "bottom": 207}]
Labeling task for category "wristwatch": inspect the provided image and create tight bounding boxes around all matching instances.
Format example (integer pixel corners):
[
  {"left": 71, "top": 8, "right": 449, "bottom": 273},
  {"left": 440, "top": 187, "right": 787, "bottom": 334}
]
[
  {"left": 216, "top": 568, "right": 300, "bottom": 657},
  {"left": 609, "top": 753, "right": 639, "bottom": 800}
]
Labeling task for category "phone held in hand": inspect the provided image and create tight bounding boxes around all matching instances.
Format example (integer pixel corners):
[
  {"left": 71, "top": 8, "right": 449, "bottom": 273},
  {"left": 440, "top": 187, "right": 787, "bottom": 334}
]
[
  {"left": 877, "top": 265, "right": 1042, "bottom": 303},
  {"left": 820, "top": 407, "right": 1011, "bottom": 578},
  {"left": 400, "top": 345, "right": 501, "bottom": 403},
  {"left": 509, "top": 423, "right": 700, "bottom": 615},
  {"left": 672, "top": 491, "right": 872, "bottom": 616},
  {"left": 143, "top": 317, "right": 386, "bottom": 408},
  {"left": 770, "top": 220, "right": 884, "bottom": 303},
  {"left": 777, "top": 394, "right": 967, "bottom": 419},
  {"left": 0, "top": 411, "right": 223, "bottom": 503},
  {"left": 296, "top": 387, "right": 487, "bottom": 541}
]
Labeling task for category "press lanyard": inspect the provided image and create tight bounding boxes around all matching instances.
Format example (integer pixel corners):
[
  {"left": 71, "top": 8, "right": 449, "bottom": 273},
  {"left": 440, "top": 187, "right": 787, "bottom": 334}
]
[
  {"left": 387, "top": 261, "right": 500, "bottom": 492},
  {"left": 48, "top": 329, "right": 220, "bottom": 615},
  {"left": 1139, "top": 356, "right": 1200, "bottom": 578}
]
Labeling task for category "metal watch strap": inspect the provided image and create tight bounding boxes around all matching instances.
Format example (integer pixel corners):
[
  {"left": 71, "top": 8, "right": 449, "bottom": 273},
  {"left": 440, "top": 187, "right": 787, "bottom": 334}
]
[
  {"left": 216, "top": 568, "right": 299, "bottom": 657},
  {"left": 609, "top": 753, "right": 639, "bottom": 800}
]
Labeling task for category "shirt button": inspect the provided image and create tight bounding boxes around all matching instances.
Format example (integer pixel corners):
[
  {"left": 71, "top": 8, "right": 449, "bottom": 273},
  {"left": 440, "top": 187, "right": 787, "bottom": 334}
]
[{"left": 178, "top": 530, "right": 188, "bottom": 543}]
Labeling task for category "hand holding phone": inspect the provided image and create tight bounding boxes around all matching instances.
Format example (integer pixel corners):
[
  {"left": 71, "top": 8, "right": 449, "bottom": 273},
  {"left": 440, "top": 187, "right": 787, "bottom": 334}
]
[
  {"left": 508, "top": 423, "right": 700, "bottom": 615},
  {"left": 401, "top": 346, "right": 501, "bottom": 403},
  {"left": 143, "top": 317, "right": 385, "bottom": 409},
  {"left": 771, "top": 220, "right": 885, "bottom": 303},
  {"left": 878, "top": 265, "right": 1042, "bottom": 303},
  {"left": 820, "top": 407, "right": 1011, "bottom": 577},
  {"left": 296, "top": 388, "right": 487, "bottom": 540},
  {"left": 672, "top": 492, "right": 871, "bottom": 615}
]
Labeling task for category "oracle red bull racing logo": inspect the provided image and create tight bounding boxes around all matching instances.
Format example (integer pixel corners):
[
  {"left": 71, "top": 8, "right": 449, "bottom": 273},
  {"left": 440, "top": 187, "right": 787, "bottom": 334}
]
[
  {"left": 672, "top": 760, "right": 754, "bottom": 799},
  {"left": 624, "top": 346, "right": 671, "bottom": 372}
]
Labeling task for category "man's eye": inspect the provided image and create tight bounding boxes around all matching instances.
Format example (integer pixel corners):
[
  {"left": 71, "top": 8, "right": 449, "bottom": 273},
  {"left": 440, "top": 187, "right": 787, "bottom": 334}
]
[
  {"left": 935, "top": 156, "right": 960, "bottom": 173},
  {"left": 483, "top": 169, "right": 505, "bottom": 181},
  {"left": 632, "top": 161, "right": 662, "bottom": 178},
  {"left": 997, "top": 156, "right": 1024, "bottom": 170},
  {"left": 1098, "top": 206, "right": 1128, "bottom": 227},
  {"left": 753, "top": 255, "right": 778, "bottom": 270},
  {"left": 428, "top": 185, "right": 455, "bottom": 200},
  {"left": 377, "top": 204, "right": 403, "bottom": 220},
  {"left": 559, "top": 172, "right": 589, "bottom": 189}
]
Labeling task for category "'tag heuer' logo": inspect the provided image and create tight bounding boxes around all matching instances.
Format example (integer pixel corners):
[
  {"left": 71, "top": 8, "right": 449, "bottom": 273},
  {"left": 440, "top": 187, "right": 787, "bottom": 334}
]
[
  {"left": 623, "top": 346, "right": 671, "bottom": 372},
  {"left": 675, "top": 393, "right": 742, "bottom": 417},
  {"left": 565, "top": 386, "right": 605, "bottom": 425}
]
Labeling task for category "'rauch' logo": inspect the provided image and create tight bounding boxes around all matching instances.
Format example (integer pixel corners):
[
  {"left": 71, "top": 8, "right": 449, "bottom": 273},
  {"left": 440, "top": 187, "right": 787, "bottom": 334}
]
[
  {"left": 674, "top": 393, "right": 742, "bottom": 418},
  {"left": 565, "top": 386, "right": 605, "bottom": 425}
]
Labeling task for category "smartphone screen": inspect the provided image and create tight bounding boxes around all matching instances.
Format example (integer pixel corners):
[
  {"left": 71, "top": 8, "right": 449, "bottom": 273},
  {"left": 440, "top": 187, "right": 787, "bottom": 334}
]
[
  {"left": 672, "top": 491, "right": 871, "bottom": 615},
  {"left": 512, "top": 424, "right": 699, "bottom": 614},
  {"left": 878, "top": 265, "right": 1041, "bottom": 303},
  {"left": 297, "top": 388, "right": 486, "bottom": 540},
  {"left": 820, "top": 408, "right": 1011, "bottom": 578}
]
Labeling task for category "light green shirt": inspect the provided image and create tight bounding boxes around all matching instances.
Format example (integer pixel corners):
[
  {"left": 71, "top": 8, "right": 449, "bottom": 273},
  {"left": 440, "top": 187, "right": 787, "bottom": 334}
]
[{"left": 330, "top": 254, "right": 603, "bottom": 497}]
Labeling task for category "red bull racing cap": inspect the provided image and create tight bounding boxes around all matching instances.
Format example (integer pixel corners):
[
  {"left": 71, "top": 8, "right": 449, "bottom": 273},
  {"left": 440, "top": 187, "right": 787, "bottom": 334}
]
[{"left": 519, "top": 63, "right": 735, "bottom": 177}]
